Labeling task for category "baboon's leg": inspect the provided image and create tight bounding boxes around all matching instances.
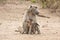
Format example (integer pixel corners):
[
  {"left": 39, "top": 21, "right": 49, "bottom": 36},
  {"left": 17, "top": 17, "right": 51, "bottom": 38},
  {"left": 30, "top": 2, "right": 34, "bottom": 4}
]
[
  {"left": 22, "top": 21, "right": 28, "bottom": 34},
  {"left": 30, "top": 26, "right": 35, "bottom": 34},
  {"left": 28, "top": 26, "right": 31, "bottom": 34},
  {"left": 35, "top": 26, "right": 40, "bottom": 34},
  {"left": 31, "top": 29, "right": 35, "bottom": 34},
  {"left": 29, "top": 26, "right": 32, "bottom": 34},
  {"left": 26, "top": 26, "right": 29, "bottom": 34},
  {"left": 33, "top": 26, "right": 36, "bottom": 34}
]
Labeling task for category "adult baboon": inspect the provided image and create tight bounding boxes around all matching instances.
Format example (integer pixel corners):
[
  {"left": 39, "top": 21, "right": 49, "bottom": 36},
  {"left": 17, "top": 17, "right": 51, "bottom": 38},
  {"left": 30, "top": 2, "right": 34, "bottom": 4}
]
[
  {"left": 22, "top": 5, "right": 50, "bottom": 34},
  {"left": 22, "top": 6, "right": 39, "bottom": 34}
]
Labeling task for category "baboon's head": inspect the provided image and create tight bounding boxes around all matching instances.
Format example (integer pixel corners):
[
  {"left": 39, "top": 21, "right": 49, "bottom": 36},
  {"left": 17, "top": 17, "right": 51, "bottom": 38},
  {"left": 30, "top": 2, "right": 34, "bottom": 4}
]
[{"left": 28, "top": 5, "right": 39, "bottom": 15}]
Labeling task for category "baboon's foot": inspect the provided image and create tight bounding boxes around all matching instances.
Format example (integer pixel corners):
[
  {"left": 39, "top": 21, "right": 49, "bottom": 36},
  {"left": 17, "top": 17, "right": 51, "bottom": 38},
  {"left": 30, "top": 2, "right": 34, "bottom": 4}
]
[
  {"left": 22, "top": 31, "right": 29, "bottom": 34},
  {"left": 15, "top": 30, "right": 21, "bottom": 33},
  {"left": 15, "top": 30, "right": 26, "bottom": 34},
  {"left": 28, "top": 32, "right": 35, "bottom": 35},
  {"left": 15, "top": 30, "right": 20, "bottom": 32},
  {"left": 22, "top": 32, "right": 26, "bottom": 34}
]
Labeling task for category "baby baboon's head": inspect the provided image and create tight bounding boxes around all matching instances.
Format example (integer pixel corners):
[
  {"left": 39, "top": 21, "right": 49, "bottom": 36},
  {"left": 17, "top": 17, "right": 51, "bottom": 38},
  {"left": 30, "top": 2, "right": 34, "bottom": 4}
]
[
  {"left": 28, "top": 5, "right": 39, "bottom": 15},
  {"left": 33, "top": 23, "right": 39, "bottom": 27}
]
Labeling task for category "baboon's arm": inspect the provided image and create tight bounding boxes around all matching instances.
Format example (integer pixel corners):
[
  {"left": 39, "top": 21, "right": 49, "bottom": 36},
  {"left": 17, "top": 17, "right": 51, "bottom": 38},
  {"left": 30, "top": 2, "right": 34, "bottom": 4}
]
[{"left": 37, "top": 15, "right": 50, "bottom": 18}]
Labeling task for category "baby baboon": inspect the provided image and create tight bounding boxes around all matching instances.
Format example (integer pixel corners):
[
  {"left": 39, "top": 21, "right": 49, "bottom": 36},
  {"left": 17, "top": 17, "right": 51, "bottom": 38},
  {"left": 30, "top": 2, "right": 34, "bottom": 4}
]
[
  {"left": 32, "top": 23, "right": 40, "bottom": 34},
  {"left": 26, "top": 19, "right": 33, "bottom": 34},
  {"left": 26, "top": 19, "right": 40, "bottom": 34}
]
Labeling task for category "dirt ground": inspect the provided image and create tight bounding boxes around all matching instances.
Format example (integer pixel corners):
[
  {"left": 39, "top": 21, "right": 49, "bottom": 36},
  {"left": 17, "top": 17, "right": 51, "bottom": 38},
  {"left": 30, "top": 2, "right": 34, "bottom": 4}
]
[{"left": 0, "top": 1, "right": 60, "bottom": 40}]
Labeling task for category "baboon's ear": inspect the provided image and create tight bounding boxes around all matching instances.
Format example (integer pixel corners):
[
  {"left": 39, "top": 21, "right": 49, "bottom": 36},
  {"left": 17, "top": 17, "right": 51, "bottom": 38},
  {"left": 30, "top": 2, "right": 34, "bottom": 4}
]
[{"left": 30, "top": 6, "right": 32, "bottom": 8}]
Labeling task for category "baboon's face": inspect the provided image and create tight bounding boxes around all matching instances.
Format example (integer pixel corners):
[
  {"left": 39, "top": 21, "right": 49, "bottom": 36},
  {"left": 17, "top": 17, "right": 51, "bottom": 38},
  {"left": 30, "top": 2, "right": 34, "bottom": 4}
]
[{"left": 29, "top": 6, "right": 39, "bottom": 15}]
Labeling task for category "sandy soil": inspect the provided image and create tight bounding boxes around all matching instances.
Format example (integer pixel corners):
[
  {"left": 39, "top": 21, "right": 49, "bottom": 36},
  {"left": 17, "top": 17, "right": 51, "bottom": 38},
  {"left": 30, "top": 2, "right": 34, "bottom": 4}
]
[{"left": 0, "top": 1, "right": 60, "bottom": 40}]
